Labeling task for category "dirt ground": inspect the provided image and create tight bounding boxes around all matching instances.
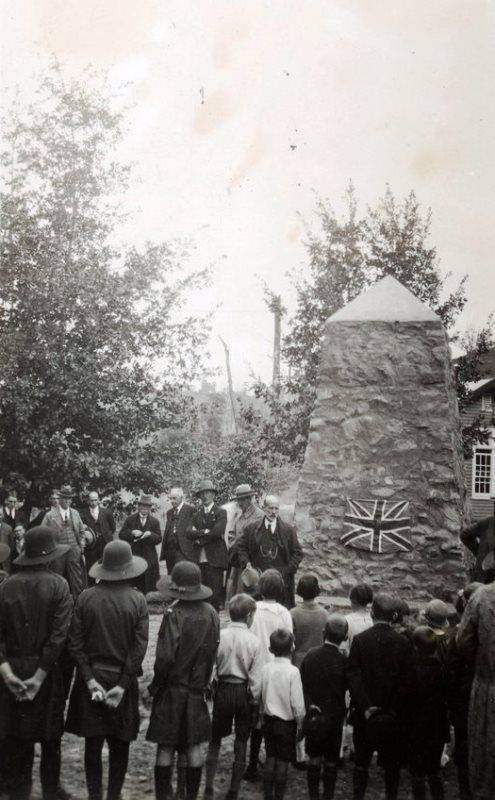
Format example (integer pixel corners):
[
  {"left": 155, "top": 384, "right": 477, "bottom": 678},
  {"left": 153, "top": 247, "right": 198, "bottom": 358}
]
[{"left": 28, "top": 609, "right": 463, "bottom": 800}]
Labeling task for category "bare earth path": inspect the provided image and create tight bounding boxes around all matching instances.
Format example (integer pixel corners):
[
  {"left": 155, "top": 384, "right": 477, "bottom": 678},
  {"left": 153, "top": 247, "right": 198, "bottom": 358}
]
[{"left": 30, "top": 610, "right": 462, "bottom": 800}]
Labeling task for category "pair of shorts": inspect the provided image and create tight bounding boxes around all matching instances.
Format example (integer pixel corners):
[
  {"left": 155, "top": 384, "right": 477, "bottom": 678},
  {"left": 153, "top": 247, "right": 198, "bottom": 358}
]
[
  {"left": 263, "top": 715, "right": 297, "bottom": 763},
  {"left": 211, "top": 683, "right": 253, "bottom": 742},
  {"left": 305, "top": 720, "right": 343, "bottom": 761}
]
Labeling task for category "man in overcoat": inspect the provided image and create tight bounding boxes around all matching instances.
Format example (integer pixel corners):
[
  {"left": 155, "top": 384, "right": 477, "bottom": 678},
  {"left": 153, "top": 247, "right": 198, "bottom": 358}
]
[
  {"left": 236, "top": 494, "right": 302, "bottom": 608},
  {"left": 119, "top": 494, "right": 162, "bottom": 594},
  {"left": 186, "top": 481, "right": 228, "bottom": 611},
  {"left": 226, "top": 484, "right": 264, "bottom": 599},
  {"left": 0, "top": 526, "right": 73, "bottom": 800},
  {"left": 80, "top": 491, "right": 116, "bottom": 581},
  {"left": 42, "top": 485, "right": 93, "bottom": 598},
  {"left": 66, "top": 540, "right": 149, "bottom": 800},
  {"left": 461, "top": 508, "right": 495, "bottom": 583},
  {"left": 160, "top": 487, "right": 196, "bottom": 573}
]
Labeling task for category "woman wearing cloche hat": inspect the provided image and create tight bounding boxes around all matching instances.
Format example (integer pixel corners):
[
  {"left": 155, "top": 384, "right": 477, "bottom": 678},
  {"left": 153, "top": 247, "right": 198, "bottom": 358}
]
[
  {"left": 147, "top": 561, "right": 220, "bottom": 800},
  {"left": 65, "top": 540, "right": 149, "bottom": 800},
  {"left": 0, "top": 526, "right": 73, "bottom": 800}
]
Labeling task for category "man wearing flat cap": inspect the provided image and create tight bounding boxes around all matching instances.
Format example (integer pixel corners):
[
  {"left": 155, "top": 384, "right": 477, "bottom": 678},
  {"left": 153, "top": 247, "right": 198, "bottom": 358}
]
[
  {"left": 43, "top": 485, "right": 93, "bottom": 598},
  {"left": 186, "top": 480, "right": 228, "bottom": 611},
  {"left": 226, "top": 484, "right": 263, "bottom": 599},
  {"left": 119, "top": 495, "right": 162, "bottom": 595}
]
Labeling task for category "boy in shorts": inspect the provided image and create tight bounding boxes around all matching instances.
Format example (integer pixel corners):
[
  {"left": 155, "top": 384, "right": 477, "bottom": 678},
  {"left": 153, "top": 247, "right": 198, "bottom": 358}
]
[
  {"left": 205, "top": 593, "right": 262, "bottom": 800},
  {"left": 260, "top": 629, "right": 305, "bottom": 800}
]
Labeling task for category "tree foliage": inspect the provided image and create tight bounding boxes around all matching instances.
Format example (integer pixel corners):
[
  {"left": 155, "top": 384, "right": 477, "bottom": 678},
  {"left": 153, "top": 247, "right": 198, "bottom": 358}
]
[
  {"left": 0, "top": 65, "right": 210, "bottom": 504},
  {"left": 246, "top": 184, "right": 489, "bottom": 464}
]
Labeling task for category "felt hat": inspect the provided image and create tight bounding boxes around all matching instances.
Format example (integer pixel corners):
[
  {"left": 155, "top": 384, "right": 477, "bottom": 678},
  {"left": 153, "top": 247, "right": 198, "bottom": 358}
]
[
  {"left": 0, "top": 542, "right": 10, "bottom": 563},
  {"left": 59, "top": 485, "right": 75, "bottom": 499},
  {"left": 239, "top": 564, "right": 261, "bottom": 594},
  {"left": 14, "top": 526, "right": 70, "bottom": 567},
  {"left": 156, "top": 560, "right": 212, "bottom": 601},
  {"left": 89, "top": 540, "right": 148, "bottom": 582},
  {"left": 194, "top": 480, "right": 218, "bottom": 496},
  {"left": 423, "top": 599, "right": 450, "bottom": 631},
  {"left": 233, "top": 483, "right": 256, "bottom": 500},
  {"left": 137, "top": 494, "right": 153, "bottom": 506}
]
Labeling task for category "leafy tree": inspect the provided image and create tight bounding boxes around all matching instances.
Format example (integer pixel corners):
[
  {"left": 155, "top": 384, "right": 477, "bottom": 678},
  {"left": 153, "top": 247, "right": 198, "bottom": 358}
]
[
  {"left": 247, "top": 184, "right": 489, "bottom": 463},
  {"left": 0, "top": 65, "right": 210, "bottom": 506}
]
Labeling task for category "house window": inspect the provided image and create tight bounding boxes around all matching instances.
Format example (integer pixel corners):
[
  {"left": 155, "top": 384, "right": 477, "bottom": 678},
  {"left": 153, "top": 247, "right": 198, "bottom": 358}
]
[
  {"left": 472, "top": 448, "right": 493, "bottom": 497},
  {"left": 481, "top": 394, "right": 494, "bottom": 412}
]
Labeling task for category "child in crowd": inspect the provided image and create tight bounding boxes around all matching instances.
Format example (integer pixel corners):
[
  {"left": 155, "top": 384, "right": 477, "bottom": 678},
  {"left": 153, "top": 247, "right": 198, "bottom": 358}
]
[
  {"left": 342, "top": 583, "right": 373, "bottom": 654},
  {"left": 260, "top": 629, "right": 305, "bottom": 800},
  {"left": 205, "top": 594, "right": 262, "bottom": 800},
  {"left": 290, "top": 574, "right": 329, "bottom": 668},
  {"left": 300, "top": 615, "right": 348, "bottom": 800},
  {"left": 408, "top": 626, "right": 450, "bottom": 800},
  {"left": 393, "top": 599, "right": 414, "bottom": 641},
  {"left": 422, "top": 599, "right": 452, "bottom": 668},
  {"left": 245, "top": 569, "right": 293, "bottom": 781}
]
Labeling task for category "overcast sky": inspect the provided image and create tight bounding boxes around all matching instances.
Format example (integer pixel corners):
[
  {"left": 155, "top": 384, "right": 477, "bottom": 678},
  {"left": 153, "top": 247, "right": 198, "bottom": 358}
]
[{"left": 1, "top": 1, "right": 494, "bottom": 388}]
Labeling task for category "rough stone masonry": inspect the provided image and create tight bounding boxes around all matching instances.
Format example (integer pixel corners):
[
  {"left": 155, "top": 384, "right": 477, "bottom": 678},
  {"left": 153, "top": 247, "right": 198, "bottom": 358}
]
[{"left": 295, "top": 276, "right": 469, "bottom": 600}]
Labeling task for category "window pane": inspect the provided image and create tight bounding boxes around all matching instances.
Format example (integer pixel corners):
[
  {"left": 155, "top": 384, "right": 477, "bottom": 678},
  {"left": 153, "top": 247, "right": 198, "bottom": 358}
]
[{"left": 474, "top": 449, "right": 492, "bottom": 495}]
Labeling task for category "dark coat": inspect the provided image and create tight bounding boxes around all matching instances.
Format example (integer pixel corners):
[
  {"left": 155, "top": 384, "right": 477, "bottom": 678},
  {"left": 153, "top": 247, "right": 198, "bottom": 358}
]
[
  {"left": 119, "top": 512, "right": 162, "bottom": 594},
  {"left": 0, "top": 568, "right": 73, "bottom": 740},
  {"left": 146, "top": 600, "right": 220, "bottom": 747},
  {"left": 408, "top": 654, "right": 449, "bottom": 757},
  {"left": 347, "top": 622, "right": 414, "bottom": 722},
  {"left": 1, "top": 507, "right": 29, "bottom": 530},
  {"left": 461, "top": 516, "right": 495, "bottom": 583},
  {"left": 186, "top": 505, "right": 228, "bottom": 569},
  {"left": 66, "top": 582, "right": 149, "bottom": 741},
  {"left": 301, "top": 643, "right": 347, "bottom": 724},
  {"left": 80, "top": 505, "right": 116, "bottom": 573},
  {"left": 160, "top": 503, "right": 196, "bottom": 570}
]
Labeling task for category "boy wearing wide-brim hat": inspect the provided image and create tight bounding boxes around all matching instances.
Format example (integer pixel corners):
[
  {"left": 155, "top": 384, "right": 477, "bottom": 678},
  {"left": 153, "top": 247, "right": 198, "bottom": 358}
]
[
  {"left": 147, "top": 561, "right": 220, "bottom": 800},
  {"left": 0, "top": 526, "right": 73, "bottom": 800},
  {"left": 66, "top": 540, "right": 149, "bottom": 800},
  {"left": 186, "top": 482, "right": 228, "bottom": 612}
]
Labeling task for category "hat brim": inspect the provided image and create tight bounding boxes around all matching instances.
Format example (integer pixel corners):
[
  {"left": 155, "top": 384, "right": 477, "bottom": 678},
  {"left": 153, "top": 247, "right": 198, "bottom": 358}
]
[
  {"left": 156, "top": 575, "right": 212, "bottom": 601},
  {"left": 194, "top": 488, "right": 218, "bottom": 497},
  {"left": 89, "top": 555, "right": 148, "bottom": 582},
  {"left": 14, "top": 543, "right": 71, "bottom": 567},
  {"left": 233, "top": 492, "right": 255, "bottom": 500}
]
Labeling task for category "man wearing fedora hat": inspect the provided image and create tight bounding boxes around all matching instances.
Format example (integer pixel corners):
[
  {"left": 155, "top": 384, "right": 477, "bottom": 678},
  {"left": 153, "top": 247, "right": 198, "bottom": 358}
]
[
  {"left": 119, "top": 494, "right": 162, "bottom": 595},
  {"left": 160, "top": 487, "right": 196, "bottom": 573},
  {"left": 186, "top": 481, "right": 228, "bottom": 611},
  {"left": 43, "top": 485, "right": 93, "bottom": 598},
  {"left": 80, "top": 491, "right": 116, "bottom": 583},
  {"left": 0, "top": 526, "right": 73, "bottom": 800},
  {"left": 226, "top": 485, "right": 263, "bottom": 600},
  {"left": 147, "top": 561, "right": 220, "bottom": 800},
  {"left": 66, "top": 540, "right": 149, "bottom": 800}
]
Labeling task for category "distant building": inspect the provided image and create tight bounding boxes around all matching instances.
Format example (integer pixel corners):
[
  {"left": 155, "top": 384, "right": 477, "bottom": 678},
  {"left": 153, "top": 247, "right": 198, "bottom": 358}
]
[{"left": 461, "top": 347, "right": 495, "bottom": 520}]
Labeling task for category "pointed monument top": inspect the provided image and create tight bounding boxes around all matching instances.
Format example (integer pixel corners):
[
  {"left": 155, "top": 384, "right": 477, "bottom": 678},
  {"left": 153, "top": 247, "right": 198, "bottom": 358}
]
[{"left": 328, "top": 276, "right": 440, "bottom": 323}]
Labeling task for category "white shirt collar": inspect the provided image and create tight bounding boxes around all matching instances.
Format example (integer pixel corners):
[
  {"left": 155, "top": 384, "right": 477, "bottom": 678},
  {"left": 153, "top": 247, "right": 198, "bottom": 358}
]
[
  {"left": 203, "top": 502, "right": 214, "bottom": 514},
  {"left": 174, "top": 502, "right": 183, "bottom": 513},
  {"left": 265, "top": 517, "right": 276, "bottom": 532}
]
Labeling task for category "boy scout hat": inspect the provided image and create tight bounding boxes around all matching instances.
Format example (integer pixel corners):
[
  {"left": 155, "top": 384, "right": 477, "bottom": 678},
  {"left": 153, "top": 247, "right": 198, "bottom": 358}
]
[
  {"left": 156, "top": 560, "right": 212, "bottom": 601},
  {"left": 423, "top": 599, "right": 450, "bottom": 631},
  {"left": 89, "top": 540, "right": 147, "bottom": 581},
  {"left": 14, "top": 526, "right": 70, "bottom": 566}
]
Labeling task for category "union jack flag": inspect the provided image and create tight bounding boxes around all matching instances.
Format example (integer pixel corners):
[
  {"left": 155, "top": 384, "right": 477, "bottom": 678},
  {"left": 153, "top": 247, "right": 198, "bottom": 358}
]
[{"left": 340, "top": 498, "right": 412, "bottom": 554}]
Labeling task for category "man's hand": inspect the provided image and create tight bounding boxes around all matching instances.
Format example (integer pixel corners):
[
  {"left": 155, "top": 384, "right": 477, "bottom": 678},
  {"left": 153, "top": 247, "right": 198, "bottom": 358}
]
[
  {"left": 140, "top": 530, "right": 151, "bottom": 540},
  {"left": 364, "top": 706, "right": 380, "bottom": 720},
  {"left": 0, "top": 663, "right": 26, "bottom": 699},
  {"left": 87, "top": 678, "right": 106, "bottom": 703},
  {"left": 19, "top": 668, "right": 47, "bottom": 702},
  {"left": 131, "top": 529, "right": 143, "bottom": 539},
  {"left": 105, "top": 685, "right": 125, "bottom": 709}
]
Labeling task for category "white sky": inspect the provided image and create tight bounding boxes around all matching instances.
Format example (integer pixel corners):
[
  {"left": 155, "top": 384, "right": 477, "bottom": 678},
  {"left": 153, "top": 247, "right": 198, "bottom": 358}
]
[{"left": 1, "top": 1, "right": 494, "bottom": 388}]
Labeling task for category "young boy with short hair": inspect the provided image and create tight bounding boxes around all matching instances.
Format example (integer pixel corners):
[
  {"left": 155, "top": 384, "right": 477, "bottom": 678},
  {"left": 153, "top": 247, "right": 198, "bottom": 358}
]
[
  {"left": 205, "top": 593, "right": 262, "bottom": 800},
  {"left": 290, "top": 574, "right": 329, "bottom": 668},
  {"left": 260, "top": 629, "right": 305, "bottom": 800}
]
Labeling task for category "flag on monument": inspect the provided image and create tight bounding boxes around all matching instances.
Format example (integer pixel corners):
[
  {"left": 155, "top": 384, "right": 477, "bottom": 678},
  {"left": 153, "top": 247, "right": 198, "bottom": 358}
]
[{"left": 341, "top": 498, "right": 412, "bottom": 554}]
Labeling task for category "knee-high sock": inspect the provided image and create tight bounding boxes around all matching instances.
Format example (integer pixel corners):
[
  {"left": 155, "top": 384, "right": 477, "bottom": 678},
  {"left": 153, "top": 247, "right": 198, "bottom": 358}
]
[
  {"left": 85, "top": 737, "right": 104, "bottom": 800},
  {"left": 273, "top": 760, "right": 288, "bottom": 800},
  {"left": 205, "top": 742, "right": 220, "bottom": 791},
  {"left": 353, "top": 766, "right": 368, "bottom": 800},
  {"left": 322, "top": 763, "right": 337, "bottom": 800},
  {"left": 155, "top": 765, "right": 173, "bottom": 800},
  {"left": 107, "top": 737, "right": 130, "bottom": 800},
  {"left": 40, "top": 739, "right": 62, "bottom": 800},
  {"left": 249, "top": 728, "right": 263, "bottom": 767},
  {"left": 263, "top": 757, "right": 275, "bottom": 800},
  {"left": 185, "top": 766, "right": 202, "bottom": 800}
]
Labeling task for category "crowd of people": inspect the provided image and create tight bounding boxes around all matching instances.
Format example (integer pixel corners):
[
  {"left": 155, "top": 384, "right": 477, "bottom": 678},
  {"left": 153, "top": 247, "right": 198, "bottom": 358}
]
[{"left": 0, "top": 483, "right": 494, "bottom": 800}]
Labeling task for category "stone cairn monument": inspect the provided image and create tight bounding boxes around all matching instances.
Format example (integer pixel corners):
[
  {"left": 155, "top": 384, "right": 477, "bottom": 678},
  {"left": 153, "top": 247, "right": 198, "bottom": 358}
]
[{"left": 295, "top": 276, "right": 468, "bottom": 601}]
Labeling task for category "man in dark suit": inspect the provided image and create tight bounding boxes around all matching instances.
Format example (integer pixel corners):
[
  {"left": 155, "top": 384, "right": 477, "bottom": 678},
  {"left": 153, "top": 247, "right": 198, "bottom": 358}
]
[
  {"left": 2, "top": 492, "right": 29, "bottom": 530},
  {"left": 186, "top": 480, "right": 227, "bottom": 611},
  {"left": 236, "top": 494, "right": 303, "bottom": 608},
  {"left": 301, "top": 615, "right": 349, "bottom": 800},
  {"left": 347, "top": 593, "right": 415, "bottom": 800},
  {"left": 461, "top": 509, "right": 495, "bottom": 583},
  {"left": 80, "top": 490, "right": 116, "bottom": 581},
  {"left": 159, "top": 487, "right": 196, "bottom": 573},
  {"left": 119, "top": 494, "right": 162, "bottom": 595}
]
